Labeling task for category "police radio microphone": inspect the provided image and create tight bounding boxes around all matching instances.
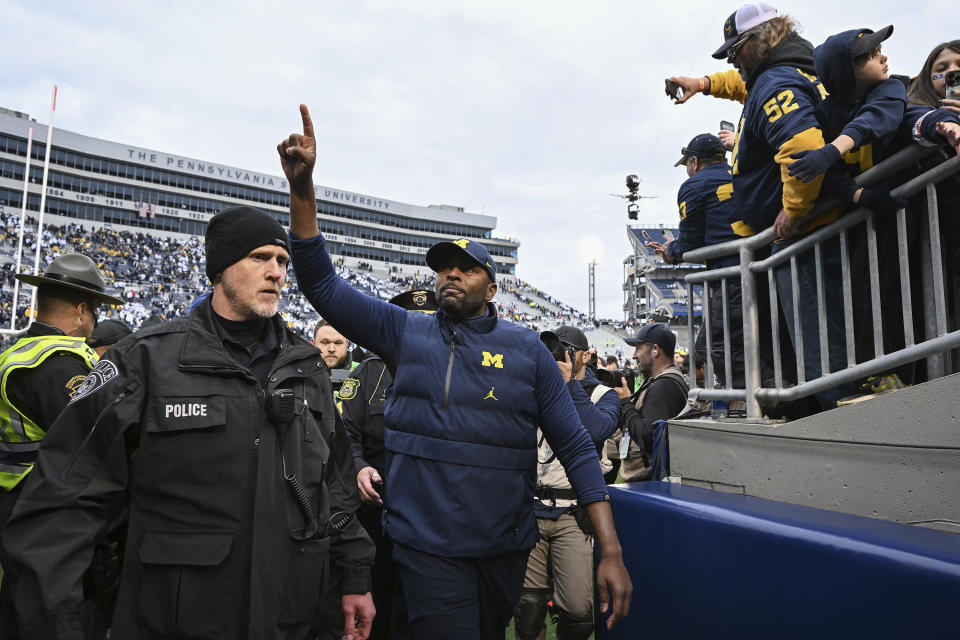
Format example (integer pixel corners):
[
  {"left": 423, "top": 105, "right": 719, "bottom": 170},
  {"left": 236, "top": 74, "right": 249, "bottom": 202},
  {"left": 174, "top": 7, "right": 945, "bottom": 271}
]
[{"left": 266, "top": 388, "right": 299, "bottom": 423}]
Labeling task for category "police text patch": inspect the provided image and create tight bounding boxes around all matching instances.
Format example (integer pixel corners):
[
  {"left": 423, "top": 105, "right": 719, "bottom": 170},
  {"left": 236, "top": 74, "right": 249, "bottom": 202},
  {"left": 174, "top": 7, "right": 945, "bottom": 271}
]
[{"left": 148, "top": 396, "right": 226, "bottom": 432}]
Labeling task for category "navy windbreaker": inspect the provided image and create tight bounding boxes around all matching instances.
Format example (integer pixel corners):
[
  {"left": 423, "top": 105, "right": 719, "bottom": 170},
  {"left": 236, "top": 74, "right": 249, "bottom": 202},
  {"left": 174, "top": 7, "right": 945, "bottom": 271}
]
[{"left": 290, "top": 234, "right": 608, "bottom": 558}]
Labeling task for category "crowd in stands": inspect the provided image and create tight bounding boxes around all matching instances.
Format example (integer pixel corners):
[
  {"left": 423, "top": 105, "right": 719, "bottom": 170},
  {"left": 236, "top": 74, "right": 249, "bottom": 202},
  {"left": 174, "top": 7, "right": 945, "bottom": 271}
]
[{"left": 0, "top": 211, "right": 610, "bottom": 343}]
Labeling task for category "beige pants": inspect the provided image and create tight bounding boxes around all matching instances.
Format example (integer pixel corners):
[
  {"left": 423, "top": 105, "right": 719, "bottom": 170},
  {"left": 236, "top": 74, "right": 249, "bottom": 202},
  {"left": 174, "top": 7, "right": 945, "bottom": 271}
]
[{"left": 522, "top": 513, "right": 594, "bottom": 618}]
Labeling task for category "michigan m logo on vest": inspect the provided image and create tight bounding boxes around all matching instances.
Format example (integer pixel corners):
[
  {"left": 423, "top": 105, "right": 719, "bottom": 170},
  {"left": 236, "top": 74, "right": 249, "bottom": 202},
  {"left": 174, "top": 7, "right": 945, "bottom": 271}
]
[{"left": 481, "top": 352, "right": 504, "bottom": 368}]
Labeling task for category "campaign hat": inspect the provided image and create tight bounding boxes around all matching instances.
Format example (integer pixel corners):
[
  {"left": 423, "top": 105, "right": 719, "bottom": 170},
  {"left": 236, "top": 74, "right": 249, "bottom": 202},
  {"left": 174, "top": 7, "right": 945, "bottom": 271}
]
[{"left": 15, "top": 253, "right": 125, "bottom": 306}]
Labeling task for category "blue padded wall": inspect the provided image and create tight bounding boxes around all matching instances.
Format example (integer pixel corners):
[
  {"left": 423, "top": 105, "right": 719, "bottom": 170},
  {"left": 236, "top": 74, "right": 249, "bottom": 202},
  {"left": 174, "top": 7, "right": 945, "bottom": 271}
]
[{"left": 596, "top": 482, "right": 960, "bottom": 639}]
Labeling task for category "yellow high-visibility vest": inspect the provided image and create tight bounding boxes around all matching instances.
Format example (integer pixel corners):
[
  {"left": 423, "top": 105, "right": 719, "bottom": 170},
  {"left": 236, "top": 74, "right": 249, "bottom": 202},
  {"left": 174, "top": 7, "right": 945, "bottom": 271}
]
[{"left": 0, "top": 335, "right": 98, "bottom": 490}]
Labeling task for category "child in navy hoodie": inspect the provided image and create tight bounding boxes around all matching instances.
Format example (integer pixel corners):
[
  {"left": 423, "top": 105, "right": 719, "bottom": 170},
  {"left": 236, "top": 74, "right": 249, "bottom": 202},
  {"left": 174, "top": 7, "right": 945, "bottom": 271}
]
[
  {"left": 789, "top": 26, "right": 959, "bottom": 182},
  {"left": 787, "top": 26, "right": 906, "bottom": 181},
  {"left": 789, "top": 26, "right": 960, "bottom": 385}
]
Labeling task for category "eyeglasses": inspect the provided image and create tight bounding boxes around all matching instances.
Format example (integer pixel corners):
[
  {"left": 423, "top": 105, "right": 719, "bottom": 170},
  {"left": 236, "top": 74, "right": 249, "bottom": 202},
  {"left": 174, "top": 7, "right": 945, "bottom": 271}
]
[{"left": 726, "top": 34, "right": 752, "bottom": 60}]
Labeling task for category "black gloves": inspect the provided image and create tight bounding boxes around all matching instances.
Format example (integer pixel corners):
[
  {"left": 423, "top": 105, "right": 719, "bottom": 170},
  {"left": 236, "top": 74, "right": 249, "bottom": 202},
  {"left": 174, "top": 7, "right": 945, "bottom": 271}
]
[
  {"left": 857, "top": 187, "right": 907, "bottom": 217},
  {"left": 788, "top": 144, "right": 841, "bottom": 182}
]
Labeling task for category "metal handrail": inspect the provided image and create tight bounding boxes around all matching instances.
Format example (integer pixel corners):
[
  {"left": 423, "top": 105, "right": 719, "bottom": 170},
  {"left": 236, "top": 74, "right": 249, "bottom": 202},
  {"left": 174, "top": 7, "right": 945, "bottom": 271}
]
[
  {"left": 681, "top": 143, "right": 959, "bottom": 418},
  {"left": 682, "top": 144, "right": 942, "bottom": 264}
]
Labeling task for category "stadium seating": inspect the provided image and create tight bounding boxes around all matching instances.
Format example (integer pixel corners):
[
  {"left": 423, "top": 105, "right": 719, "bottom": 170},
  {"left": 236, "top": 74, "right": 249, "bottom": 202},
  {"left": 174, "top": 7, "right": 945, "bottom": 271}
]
[{"left": 0, "top": 212, "right": 632, "bottom": 357}]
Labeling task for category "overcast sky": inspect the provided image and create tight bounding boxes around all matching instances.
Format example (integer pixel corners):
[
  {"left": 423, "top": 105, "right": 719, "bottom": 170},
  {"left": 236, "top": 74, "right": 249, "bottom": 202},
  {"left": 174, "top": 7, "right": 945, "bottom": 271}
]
[{"left": 3, "top": 0, "right": 954, "bottom": 317}]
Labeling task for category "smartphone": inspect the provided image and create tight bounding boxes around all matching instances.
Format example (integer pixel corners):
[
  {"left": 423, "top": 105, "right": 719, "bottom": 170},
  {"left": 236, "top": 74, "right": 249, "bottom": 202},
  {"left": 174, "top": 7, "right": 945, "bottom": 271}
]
[
  {"left": 720, "top": 120, "right": 735, "bottom": 132},
  {"left": 946, "top": 70, "right": 960, "bottom": 100},
  {"left": 664, "top": 79, "right": 683, "bottom": 102},
  {"left": 641, "top": 229, "right": 654, "bottom": 243}
]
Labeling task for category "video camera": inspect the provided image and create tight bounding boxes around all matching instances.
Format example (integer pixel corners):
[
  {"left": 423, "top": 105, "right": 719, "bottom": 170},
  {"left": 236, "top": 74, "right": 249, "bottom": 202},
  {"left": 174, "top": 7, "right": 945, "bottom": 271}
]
[
  {"left": 540, "top": 331, "right": 577, "bottom": 363},
  {"left": 626, "top": 174, "right": 641, "bottom": 220},
  {"left": 594, "top": 367, "right": 625, "bottom": 388}
]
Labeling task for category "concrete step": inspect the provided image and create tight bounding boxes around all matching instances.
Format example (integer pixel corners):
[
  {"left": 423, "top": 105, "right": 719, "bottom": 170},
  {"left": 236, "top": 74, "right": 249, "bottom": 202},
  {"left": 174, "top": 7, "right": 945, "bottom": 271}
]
[{"left": 667, "top": 372, "right": 960, "bottom": 534}]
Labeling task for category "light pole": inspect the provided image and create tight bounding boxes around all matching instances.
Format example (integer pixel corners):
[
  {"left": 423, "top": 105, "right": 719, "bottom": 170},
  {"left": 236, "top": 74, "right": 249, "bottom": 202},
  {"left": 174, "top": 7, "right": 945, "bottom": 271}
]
[{"left": 588, "top": 259, "right": 597, "bottom": 322}]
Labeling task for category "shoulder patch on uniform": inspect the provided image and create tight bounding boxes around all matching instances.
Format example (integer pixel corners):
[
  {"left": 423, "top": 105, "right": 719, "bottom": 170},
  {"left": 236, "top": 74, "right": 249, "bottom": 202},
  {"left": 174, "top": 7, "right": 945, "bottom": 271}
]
[
  {"left": 339, "top": 377, "right": 359, "bottom": 400},
  {"left": 64, "top": 374, "right": 87, "bottom": 398},
  {"left": 70, "top": 359, "right": 119, "bottom": 403}
]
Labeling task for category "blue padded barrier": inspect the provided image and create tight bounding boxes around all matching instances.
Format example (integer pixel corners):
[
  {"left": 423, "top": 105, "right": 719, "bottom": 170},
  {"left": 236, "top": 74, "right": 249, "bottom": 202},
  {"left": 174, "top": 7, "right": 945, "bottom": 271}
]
[{"left": 596, "top": 482, "right": 960, "bottom": 639}]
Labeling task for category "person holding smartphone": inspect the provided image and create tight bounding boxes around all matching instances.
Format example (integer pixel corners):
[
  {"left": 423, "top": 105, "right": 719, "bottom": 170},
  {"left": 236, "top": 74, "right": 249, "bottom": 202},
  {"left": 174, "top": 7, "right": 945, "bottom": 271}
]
[
  {"left": 718, "top": 119, "right": 737, "bottom": 150},
  {"left": 646, "top": 133, "right": 749, "bottom": 390}
]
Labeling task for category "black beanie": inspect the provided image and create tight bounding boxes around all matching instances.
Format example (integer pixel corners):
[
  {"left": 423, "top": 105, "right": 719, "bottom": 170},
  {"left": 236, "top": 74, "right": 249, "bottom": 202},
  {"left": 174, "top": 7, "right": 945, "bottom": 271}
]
[{"left": 205, "top": 206, "right": 290, "bottom": 281}]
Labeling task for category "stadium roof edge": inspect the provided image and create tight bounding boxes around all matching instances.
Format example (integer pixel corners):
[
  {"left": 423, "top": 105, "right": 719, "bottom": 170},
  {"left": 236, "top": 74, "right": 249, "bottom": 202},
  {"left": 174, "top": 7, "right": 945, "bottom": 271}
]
[{"left": 0, "top": 107, "right": 499, "bottom": 231}]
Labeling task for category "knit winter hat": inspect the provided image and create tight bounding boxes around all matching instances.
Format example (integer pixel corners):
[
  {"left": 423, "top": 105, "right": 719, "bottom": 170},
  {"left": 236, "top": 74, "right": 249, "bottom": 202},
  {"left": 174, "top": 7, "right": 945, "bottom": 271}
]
[{"left": 204, "top": 206, "right": 290, "bottom": 281}]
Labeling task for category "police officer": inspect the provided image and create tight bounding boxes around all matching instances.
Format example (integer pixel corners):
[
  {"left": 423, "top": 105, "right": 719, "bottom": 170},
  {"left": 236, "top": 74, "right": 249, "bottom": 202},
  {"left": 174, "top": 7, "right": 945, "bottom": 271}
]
[
  {"left": 340, "top": 288, "right": 437, "bottom": 640},
  {"left": 313, "top": 315, "right": 377, "bottom": 638},
  {"left": 313, "top": 319, "right": 357, "bottom": 410},
  {"left": 0, "top": 253, "right": 123, "bottom": 639},
  {"left": 515, "top": 326, "right": 620, "bottom": 640},
  {"left": 4, "top": 206, "right": 376, "bottom": 640},
  {"left": 279, "top": 105, "right": 631, "bottom": 639}
]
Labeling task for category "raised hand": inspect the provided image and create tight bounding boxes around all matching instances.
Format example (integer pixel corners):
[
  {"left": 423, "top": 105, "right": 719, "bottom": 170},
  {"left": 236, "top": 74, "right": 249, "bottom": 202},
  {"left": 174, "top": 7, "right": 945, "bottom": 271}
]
[
  {"left": 280, "top": 104, "right": 321, "bottom": 238},
  {"left": 277, "top": 103, "right": 316, "bottom": 192}
]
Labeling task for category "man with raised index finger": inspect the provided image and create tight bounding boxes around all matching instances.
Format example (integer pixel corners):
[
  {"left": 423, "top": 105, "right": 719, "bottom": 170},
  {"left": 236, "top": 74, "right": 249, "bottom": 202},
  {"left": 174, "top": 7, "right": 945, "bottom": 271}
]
[{"left": 278, "top": 104, "right": 632, "bottom": 640}]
